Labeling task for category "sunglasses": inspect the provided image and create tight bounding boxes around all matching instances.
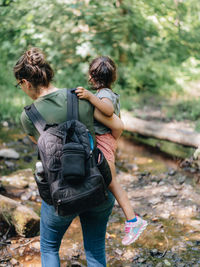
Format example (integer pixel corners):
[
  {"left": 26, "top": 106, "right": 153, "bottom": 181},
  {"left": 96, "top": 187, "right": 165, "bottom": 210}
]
[{"left": 15, "top": 80, "right": 23, "bottom": 88}]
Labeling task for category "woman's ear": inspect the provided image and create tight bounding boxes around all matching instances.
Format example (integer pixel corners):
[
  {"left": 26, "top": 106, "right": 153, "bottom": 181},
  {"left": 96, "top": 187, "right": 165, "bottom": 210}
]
[{"left": 22, "top": 79, "right": 32, "bottom": 90}]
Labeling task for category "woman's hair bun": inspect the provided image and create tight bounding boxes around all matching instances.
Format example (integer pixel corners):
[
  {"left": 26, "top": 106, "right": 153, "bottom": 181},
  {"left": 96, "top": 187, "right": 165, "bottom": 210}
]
[
  {"left": 14, "top": 47, "right": 54, "bottom": 88},
  {"left": 25, "top": 47, "right": 45, "bottom": 66}
]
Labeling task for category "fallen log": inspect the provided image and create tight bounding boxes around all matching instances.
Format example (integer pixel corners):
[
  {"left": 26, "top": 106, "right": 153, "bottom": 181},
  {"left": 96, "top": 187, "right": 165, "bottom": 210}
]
[
  {"left": 0, "top": 194, "right": 40, "bottom": 237},
  {"left": 121, "top": 110, "right": 200, "bottom": 148}
]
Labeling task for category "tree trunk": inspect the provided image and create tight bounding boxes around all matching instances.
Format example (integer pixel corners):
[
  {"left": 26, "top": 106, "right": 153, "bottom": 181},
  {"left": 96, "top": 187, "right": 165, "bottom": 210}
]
[
  {"left": 0, "top": 194, "right": 40, "bottom": 237},
  {"left": 121, "top": 111, "right": 200, "bottom": 148}
]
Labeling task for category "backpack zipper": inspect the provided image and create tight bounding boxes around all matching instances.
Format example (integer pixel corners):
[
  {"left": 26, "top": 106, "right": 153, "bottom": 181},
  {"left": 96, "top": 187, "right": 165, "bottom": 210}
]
[{"left": 56, "top": 183, "right": 106, "bottom": 207}]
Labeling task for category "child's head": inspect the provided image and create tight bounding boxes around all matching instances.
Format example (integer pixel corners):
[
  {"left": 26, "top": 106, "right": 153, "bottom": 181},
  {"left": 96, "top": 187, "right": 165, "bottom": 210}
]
[{"left": 89, "top": 56, "right": 116, "bottom": 90}]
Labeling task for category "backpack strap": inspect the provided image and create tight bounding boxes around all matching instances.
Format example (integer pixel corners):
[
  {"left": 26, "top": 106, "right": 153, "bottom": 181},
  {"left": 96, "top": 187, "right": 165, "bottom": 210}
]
[
  {"left": 67, "top": 88, "right": 79, "bottom": 121},
  {"left": 24, "top": 104, "right": 47, "bottom": 134}
]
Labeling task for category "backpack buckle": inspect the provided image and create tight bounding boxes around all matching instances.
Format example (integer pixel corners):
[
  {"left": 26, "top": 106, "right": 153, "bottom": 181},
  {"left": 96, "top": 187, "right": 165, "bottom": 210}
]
[{"left": 24, "top": 105, "right": 31, "bottom": 110}]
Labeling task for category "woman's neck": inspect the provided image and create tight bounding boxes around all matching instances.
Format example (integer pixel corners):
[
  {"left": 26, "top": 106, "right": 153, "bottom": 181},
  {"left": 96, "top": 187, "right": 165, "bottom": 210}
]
[{"left": 35, "top": 84, "right": 58, "bottom": 99}]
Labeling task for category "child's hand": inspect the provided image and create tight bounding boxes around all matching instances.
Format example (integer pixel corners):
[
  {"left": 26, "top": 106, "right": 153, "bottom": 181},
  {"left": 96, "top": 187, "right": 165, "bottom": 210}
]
[{"left": 75, "top": 87, "right": 92, "bottom": 100}]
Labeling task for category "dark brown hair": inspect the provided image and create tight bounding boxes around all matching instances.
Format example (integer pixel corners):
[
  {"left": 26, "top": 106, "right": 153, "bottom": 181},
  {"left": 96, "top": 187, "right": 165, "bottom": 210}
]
[
  {"left": 14, "top": 47, "right": 54, "bottom": 88},
  {"left": 89, "top": 56, "right": 116, "bottom": 90}
]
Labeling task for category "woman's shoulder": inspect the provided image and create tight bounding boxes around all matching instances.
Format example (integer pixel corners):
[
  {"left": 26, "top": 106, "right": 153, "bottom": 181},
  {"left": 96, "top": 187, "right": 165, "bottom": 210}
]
[{"left": 21, "top": 109, "right": 40, "bottom": 139}]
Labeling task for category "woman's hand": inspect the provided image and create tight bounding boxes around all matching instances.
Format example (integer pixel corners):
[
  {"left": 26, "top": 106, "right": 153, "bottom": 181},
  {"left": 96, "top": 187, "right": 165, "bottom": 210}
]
[{"left": 75, "top": 87, "right": 93, "bottom": 100}]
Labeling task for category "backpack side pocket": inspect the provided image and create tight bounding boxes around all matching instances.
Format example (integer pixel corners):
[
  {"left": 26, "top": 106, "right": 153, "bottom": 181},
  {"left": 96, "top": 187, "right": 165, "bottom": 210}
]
[{"left": 34, "top": 174, "right": 52, "bottom": 205}]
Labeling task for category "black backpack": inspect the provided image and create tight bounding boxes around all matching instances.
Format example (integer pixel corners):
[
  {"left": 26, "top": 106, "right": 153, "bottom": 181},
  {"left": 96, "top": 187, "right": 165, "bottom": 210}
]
[{"left": 25, "top": 88, "right": 112, "bottom": 216}]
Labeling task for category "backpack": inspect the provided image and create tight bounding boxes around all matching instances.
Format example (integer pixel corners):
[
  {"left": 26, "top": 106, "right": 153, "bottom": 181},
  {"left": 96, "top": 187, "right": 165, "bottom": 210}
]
[{"left": 24, "top": 88, "right": 112, "bottom": 216}]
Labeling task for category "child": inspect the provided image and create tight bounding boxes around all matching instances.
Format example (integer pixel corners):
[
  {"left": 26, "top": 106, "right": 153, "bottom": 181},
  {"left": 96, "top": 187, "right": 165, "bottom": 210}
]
[{"left": 75, "top": 56, "right": 147, "bottom": 245}]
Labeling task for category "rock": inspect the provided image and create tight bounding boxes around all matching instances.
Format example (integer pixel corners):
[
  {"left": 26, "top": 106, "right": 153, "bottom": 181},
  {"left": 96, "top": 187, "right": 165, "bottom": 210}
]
[
  {"left": 178, "top": 176, "right": 186, "bottom": 184},
  {"left": 22, "top": 136, "right": 32, "bottom": 145},
  {"left": 141, "top": 172, "right": 150, "bottom": 177},
  {"left": 149, "top": 197, "right": 162, "bottom": 205},
  {"left": 194, "top": 147, "right": 200, "bottom": 159},
  {"left": 18, "top": 247, "right": 25, "bottom": 256},
  {"left": 151, "top": 176, "right": 162, "bottom": 183},
  {"left": 163, "top": 189, "right": 178, "bottom": 197},
  {"left": 21, "top": 191, "right": 33, "bottom": 201},
  {"left": 1, "top": 175, "right": 29, "bottom": 189},
  {"left": 23, "top": 155, "right": 32, "bottom": 163},
  {"left": 10, "top": 258, "right": 18, "bottom": 265},
  {"left": 123, "top": 249, "right": 135, "bottom": 260},
  {"left": 115, "top": 248, "right": 123, "bottom": 255},
  {"left": 31, "top": 193, "right": 37, "bottom": 201},
  {"left": 155, "top": 263, "right": 163, "bottom": 267},
  {"left": 139, "top": 210, "right": 148, "bottom": 217},
  {"left": 150, "top": 248, "right": 163, "bottom": 259},
  {"left": 4, "top": 161, "right": 15, "bottom": 168},
  {"left": 137, "top": 257, "right": 146, "bottom": 263},
  {"left": 150, "top": 248, "right": 158, "bottom": 256},
  {"left": 126, "top": 163, "right": 138, "bottom": 171},
  {"left": 191, "top": 247, "right": 199, "bottom": 251},
  {"left": 133, "top": 255, "right": 140, "bottom": 261},
  {"left": 0, "top": 149, "right": 19, "bottom": 159},
  {"left": 168, "top": 169, "right": 176, "bottom": 176},
  {"left": 25, "top": 255, "right": 32, "bottom": 261},
  {"left": 173, "top": 184, "right": 183, "bottom": 190},
  {"left": 176, "top": 206, "right": 197, "bottom": 219},
  {"left": 190, "top": 168, "right": 196, "bottom": 173},
  {"left": 160, "top": 212, "right": 170, "bottom": 219},
  {"left": 151, "top": 217, "right": 159, "bottom": 222},
  {"left": 30, "top": 241, "right": 40, "bottom": 251},
  {"left": 2, "top": 121, "right": 9, "bottom": 127},
  {"left": 164, "top": 259, "right": 171, "bottom": 266}
]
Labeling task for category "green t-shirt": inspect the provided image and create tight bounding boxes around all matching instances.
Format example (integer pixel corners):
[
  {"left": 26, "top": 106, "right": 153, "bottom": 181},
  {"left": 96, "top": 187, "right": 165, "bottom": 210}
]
[{"left": 21, "top": 88, "right": 95, "bottom": 142}]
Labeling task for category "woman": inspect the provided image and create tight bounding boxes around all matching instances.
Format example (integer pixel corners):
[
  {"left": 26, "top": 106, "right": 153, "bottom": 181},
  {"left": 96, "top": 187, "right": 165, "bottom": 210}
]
[{"left": 14, "top": 47, "right": 123, "bottom": 267}]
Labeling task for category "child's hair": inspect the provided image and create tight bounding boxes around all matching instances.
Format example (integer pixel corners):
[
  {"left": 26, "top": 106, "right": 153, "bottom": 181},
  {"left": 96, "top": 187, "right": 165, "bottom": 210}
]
[
  {"left": 89, "top": 56, "right": 116, "bottom": 90},
  {"left": 14, "top": 47, "right": 54, "bottom": 89}
]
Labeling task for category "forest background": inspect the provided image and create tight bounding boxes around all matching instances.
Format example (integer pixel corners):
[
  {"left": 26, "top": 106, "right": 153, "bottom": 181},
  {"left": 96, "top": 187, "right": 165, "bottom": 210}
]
[{"left": 1, "top": 0, "right": 200, "bottom": 130}]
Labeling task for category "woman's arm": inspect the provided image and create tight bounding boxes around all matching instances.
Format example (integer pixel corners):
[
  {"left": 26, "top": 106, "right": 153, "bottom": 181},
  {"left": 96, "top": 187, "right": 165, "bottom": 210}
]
[
  {"left": 94, "top": 108, "right": 124, "bottom": 140},
  {"left": 75, "top": 87, "right": 114, "bottom": 117}
]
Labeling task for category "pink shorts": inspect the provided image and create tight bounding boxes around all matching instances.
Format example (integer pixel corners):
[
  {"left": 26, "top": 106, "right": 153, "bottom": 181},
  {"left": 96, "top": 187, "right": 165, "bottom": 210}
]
[{"left": 96, "top": 133, "right": 117, "bottom": 163}]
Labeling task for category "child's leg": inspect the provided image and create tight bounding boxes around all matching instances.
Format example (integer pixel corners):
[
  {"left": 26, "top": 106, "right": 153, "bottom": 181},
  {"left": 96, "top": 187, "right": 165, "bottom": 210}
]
[
  {"left": 107, "top": 160, "right": 136, "bottom": 221},
  {"left": 107, "top": 160, "right": 148, "bottom": 245}
]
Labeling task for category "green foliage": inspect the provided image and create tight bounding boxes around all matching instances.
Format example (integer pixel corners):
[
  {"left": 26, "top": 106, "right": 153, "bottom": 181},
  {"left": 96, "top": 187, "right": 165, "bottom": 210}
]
[
  {"left": 0, "top": 63, "right": 31, "bottom": 123},
  {"left": 1, "top": 0, "right": 200, "bottom": 122},
  {"left": 195, "top": 120, "right": 200, "bottom": 132},
  {"left": 167, "top": 99, "right": 200, "bottom": 122}
]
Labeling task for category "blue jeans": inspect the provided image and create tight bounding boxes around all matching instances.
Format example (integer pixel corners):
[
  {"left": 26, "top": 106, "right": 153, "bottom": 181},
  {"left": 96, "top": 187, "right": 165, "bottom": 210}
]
[{"left": 40, "top": 191, "right": 115, "bottom": 267}]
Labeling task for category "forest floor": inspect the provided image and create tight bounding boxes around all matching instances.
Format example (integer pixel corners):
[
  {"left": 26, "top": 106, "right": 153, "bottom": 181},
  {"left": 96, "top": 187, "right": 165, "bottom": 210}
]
[{"left": 0, "top": 126, "right": 200, "bottom": 266}]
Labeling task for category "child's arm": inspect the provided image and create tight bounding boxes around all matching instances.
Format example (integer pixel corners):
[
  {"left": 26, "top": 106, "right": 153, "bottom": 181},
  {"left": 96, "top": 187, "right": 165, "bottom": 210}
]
[
  {"left": 29, "top": 135, "right": 37, "bottom": 144},
  {"left": 94, "top": 108, "right": 124, "bottom": 140},
  {"left": 75, "top": 87, "right": 114, "bottom": 117}
]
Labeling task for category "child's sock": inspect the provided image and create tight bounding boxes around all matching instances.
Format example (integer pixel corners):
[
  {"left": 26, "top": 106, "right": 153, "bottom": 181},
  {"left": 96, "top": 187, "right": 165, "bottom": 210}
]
[{"left": 127, "top": 216, "right": 137, "bottom": 223}]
